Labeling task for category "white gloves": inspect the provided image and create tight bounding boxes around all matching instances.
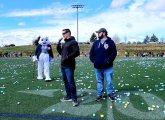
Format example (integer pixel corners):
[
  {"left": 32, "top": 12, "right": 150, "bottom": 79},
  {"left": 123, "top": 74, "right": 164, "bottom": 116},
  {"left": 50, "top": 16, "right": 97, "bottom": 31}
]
[
  {"left": 32, "top": 56, "right": 55, "bottom": 63},
  {"left": 32, "top": 56, "right": 38, "bottom": 62}
]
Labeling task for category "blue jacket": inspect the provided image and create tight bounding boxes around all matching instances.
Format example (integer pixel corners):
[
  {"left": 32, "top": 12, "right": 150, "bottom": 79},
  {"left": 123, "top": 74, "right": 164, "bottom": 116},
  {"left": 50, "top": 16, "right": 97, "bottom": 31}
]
[{"left": 89, "top": 37, "right": 117, "bottom": 69}]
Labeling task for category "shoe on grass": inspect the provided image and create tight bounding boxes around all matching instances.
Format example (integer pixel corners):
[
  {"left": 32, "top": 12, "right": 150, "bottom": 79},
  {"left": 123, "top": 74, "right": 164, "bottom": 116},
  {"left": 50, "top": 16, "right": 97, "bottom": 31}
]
[
  {"left": 60, "top": 96, "right": 72, "bottom": 102},
  {"left": 108, "top": 94, "right": 116, "bottom": 101},
  {"left": 95, "top": 96, "right": 103, "bottom": 102},
  {"left": 45, "top": 77, "right": 51, "bottom": 81},
  {"left": 37, "top": 76, "right": 43, "bottom": 80},
  {"left": 72, "top": 100, "right": 79, "bottom": 107}
]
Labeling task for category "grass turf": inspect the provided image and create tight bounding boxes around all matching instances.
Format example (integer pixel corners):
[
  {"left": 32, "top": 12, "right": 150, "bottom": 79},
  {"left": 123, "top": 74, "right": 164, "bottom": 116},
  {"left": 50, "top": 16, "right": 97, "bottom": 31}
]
[{"left": 0, "top": 57, "right": 165, "bottom": 120}]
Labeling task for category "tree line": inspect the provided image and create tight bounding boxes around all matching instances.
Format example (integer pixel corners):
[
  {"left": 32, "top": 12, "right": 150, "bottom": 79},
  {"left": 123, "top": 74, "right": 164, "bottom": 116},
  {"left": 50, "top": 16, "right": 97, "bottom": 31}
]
[
  {"left": 89, "top": 33, "right": 164, "bottom": 44},
  {"left": 143, "top": 34, "right": 159, "bottom": 44},
  {"left": 2, "top": 33, "right": 163, "bottom": 48},
  {"left": 25, "top": 33, "right": 165, "bottom": 46}
]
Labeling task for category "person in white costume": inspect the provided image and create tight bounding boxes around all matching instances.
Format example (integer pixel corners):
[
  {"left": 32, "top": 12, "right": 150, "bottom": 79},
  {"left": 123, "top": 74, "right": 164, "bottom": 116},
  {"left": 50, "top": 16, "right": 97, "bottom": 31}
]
[{"left": 33, "top": 37, "right": 54, "bottom": 81}]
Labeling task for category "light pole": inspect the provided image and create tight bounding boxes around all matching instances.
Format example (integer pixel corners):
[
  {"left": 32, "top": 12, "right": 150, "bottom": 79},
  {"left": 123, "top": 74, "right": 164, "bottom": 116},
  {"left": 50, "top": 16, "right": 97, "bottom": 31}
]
[{"left": 71, "top": 5, "right": 84, "bottom": 43}]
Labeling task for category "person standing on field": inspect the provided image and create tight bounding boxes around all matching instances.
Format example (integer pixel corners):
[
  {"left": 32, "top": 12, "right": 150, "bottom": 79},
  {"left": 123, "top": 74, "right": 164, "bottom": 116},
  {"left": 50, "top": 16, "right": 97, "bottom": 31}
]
[
  {"left": 56, "top": 28, "right": 80, "bottom": 107},
  {"left": 89, "top": 28, "right": 117, "bottom": 101}
]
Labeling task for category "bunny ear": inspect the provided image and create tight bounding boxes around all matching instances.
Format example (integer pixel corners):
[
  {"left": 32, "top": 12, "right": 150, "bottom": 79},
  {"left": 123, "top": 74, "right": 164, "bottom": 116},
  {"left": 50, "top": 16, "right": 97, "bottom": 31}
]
[{"left": 38, "top": 37, "right": 43, "bottom": 44}]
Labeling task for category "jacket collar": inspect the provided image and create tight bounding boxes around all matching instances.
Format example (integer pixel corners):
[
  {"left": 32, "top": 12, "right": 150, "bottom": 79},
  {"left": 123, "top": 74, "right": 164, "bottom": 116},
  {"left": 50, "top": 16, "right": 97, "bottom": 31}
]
[{"left": 64, "top": 36, "right": 75, "bottom": 42}]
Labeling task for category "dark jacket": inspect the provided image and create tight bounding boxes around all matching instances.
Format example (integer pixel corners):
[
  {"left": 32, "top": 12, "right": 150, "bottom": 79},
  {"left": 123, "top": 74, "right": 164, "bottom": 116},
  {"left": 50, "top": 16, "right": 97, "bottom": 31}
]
[
  {"left": 56, "top": 36, "right": 80, "bottom": 69},
  {"left": 34, "top": 44, "right": 54, "bottom": 59},
  {"left": 89, "top": 37, "right": 117, "bottom": 69}
]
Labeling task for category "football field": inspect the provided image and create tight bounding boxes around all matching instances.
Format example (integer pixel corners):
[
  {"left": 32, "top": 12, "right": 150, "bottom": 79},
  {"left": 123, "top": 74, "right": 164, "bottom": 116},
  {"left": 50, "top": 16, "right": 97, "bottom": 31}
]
[{"left": 0, "top": 57, "right": 165, "bottom": 120}]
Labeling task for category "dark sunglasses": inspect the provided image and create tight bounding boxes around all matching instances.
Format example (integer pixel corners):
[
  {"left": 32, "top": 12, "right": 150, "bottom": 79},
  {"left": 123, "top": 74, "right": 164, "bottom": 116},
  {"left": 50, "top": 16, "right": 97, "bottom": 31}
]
[
  {"left": 62, "top": 32, "right": 68, "bottom": 35},
  {"left": 97, "top": 31, "right": 103, "bottom": 34}
]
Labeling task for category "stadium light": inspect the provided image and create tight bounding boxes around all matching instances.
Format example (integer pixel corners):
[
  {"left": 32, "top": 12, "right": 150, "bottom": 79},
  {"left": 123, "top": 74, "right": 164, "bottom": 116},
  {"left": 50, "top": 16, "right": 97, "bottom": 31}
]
[{"left": 71, "top": 5, "right": 84, "bottom": 43}]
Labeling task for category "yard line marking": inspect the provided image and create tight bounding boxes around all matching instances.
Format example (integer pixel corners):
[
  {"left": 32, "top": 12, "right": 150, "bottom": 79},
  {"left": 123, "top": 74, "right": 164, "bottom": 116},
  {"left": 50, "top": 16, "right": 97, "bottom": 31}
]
[
  {"left": 18, "top": 89, "right": 60, "bottom": 97},
  {"left": 0, "top": 113, "right": 98, "bottom": 120}
]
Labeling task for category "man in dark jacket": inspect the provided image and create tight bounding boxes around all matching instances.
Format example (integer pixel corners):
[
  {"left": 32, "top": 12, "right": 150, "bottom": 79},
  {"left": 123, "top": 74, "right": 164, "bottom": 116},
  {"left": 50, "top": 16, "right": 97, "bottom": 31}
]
[
  {"left": 57, "top": 29, "right": 80, "bottom": 107},
  {"left": 89, "top": 28, "right": 117, "bottom": 101}
]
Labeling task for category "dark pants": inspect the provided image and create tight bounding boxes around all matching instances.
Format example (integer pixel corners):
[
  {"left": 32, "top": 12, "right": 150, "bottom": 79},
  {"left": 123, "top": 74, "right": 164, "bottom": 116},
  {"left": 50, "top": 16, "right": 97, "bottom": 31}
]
[{"left": 61, "top": 67, "right": 77, "bottom": 100}]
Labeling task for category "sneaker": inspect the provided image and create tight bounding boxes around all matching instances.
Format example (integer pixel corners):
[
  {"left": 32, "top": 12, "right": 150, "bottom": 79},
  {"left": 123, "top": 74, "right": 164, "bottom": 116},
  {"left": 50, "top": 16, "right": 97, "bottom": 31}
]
[
  {"left": 37, "top": 76, "right": 43, "bottom": 80},
  {"left": 45, "top": 77, "right": 52, "bottom": 81},
  {"left": 72, "top": 100, "right": 79, "bottom": 107},
  {"left": 108, "top": 94, "right": 116, "bottom": 101},
  {"left": 61, "top": 96, "right": 72, "bottom": 102},
  {"left": 103, "top": 94, "right": 107, "bottom": 99},
  {"left": 95, "top": 96, "right": 103, "bottom": 102}
]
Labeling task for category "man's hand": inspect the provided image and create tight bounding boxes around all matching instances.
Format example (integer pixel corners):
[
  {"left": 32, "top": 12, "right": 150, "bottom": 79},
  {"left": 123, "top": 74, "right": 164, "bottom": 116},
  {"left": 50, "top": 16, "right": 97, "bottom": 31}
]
[{"left": 58, "top": 37, "right": 63, "bottom": 43}]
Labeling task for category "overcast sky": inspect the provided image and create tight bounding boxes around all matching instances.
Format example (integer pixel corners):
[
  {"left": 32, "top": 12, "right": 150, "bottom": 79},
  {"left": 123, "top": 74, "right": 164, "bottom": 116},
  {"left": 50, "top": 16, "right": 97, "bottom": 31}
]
[{"left": 0, "top": 0, "right": 165, "bottom": 46}]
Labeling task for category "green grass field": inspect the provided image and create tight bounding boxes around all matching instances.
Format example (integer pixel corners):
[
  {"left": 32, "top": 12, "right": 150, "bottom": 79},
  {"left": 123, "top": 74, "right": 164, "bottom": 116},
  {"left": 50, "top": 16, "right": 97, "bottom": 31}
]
[{"left": 0, "top": 57, "right": 165, "bottom": 120}]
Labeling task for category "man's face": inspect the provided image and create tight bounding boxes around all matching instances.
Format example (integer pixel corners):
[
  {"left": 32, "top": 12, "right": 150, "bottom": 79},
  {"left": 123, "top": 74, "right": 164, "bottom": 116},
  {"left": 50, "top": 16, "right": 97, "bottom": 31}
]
[
  {"left": 98, "top": 32, "right": 104, "bottom": 39},
  {"left": 62, "top": 30, "right": 70, "bottom": 39}
]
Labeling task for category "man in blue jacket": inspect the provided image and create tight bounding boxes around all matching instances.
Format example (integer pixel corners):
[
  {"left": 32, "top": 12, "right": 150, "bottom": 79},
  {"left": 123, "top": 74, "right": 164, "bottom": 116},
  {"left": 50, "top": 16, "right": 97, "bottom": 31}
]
[{"left": 89, "top": 28, "right": 117, "bottom": 101}]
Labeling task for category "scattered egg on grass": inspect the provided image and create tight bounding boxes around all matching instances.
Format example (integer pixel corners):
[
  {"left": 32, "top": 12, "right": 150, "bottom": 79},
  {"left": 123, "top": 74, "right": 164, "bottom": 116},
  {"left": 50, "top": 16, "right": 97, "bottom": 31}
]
[
  {"left": 92, "top": 113, "right": 96, "bottom": 117},
  {"left": 100, "top": 114, "right": 104, "bottom": 118}
]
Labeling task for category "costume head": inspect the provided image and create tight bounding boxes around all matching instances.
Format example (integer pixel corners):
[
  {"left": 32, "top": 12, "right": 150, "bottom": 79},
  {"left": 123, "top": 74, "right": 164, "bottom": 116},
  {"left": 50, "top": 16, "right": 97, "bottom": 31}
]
[{"left": 38, "top": 37, "right": 51, "bottom": 45}]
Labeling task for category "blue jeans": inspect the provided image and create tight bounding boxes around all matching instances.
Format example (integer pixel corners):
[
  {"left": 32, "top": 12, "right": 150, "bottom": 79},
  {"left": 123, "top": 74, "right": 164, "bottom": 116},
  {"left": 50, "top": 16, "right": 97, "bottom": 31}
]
[
  {"left": 95, "top": 67, "right": 115, "bottom": 97},
  {"left": 61, "top": 67, "right": 77, "bottom": 100}
]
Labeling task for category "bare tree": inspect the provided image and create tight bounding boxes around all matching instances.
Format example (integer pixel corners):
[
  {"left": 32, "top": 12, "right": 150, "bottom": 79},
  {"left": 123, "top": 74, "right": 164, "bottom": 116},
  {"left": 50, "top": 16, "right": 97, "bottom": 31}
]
[
  {"left": 112, "top": 34, "right": 121, "bottom": 44},
  {"left": 124, "top": 36, "right": 127, "bottom": 44},
  {"left": 160, "top": 37, "right": 164, "bottom": 43}
]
